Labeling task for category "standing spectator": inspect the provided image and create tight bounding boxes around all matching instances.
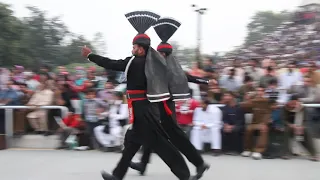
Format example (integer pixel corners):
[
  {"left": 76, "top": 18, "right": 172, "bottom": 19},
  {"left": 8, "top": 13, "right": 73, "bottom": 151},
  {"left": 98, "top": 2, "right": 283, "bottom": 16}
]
[
  {"left": 282, "top": 95, "right": 318, "bottom": 161},
  {"left": 259, "top": 66, "right": 277, "bottom": 88},
  {"left": 190, "top": 99, "right": 223, "bottom": 156},
  {"left": 0, "top": 68, "right": 9, "bottom": 90},
  {"left": 221, "top": 92, "right": 245, "bottom": 154},
  {"left": 244, "top": 58, "right": 264, "bottom": 83},
  {"left": 188, "top": 62, "right": 204, "bottom": 77},
  {"left": 219, "top": 68, "right": 242, "bottom": 92},
  {"left": 12, "top": 65, "right": 25, "bottom": 84},
  {"left": 175, "top": 89, "right": 199, "bottom": 137},
  {"left": 241, "top": 86, "right": 272, "bottom": 160},
  {"left": 278, "top": 62, "right": 303, "bottom": 90},
  {"left": 25, "top": 72, "right": 40, "bottom": 92},
  {"left": 26, "top": 82, "right": 54, "bottom": 135},
  {"left": 238, "top": 76, "right": 255, "bottom": 102},
  {"left": 207, "top": 82, "right": 225, "bottom": 103},
  {"left": 307, "top": 62, "right": 320, "bottom": 86},
  {"left": 289, "top": 76, "right": 318, "bottom": 103},
  {"left": 223, "top": 59, "right": 245, "bottom": 80},
  {"left": 0, "top": 80, "right": 20, "bottom": 106}
]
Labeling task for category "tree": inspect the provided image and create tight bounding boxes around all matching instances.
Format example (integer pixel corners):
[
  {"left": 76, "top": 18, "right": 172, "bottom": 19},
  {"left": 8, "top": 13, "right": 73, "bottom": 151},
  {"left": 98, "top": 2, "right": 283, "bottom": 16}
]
[
  {"left": 62, "top": 35, "right": 94, "bottom": 65},
  {"left": 20, "top": 6, "right": 70, "bottom": 68},
  {"left": 92, "top": 32, "right": 107, "bottom": 55},
  {"left": 245, "top": 11, "right": 292, "bottom": 45},
  {"left": 0, "top": 3, "right": 96, "bottom": 68},
  {"left": 0, "top": 3, "right": 26, "bottom": 67}
]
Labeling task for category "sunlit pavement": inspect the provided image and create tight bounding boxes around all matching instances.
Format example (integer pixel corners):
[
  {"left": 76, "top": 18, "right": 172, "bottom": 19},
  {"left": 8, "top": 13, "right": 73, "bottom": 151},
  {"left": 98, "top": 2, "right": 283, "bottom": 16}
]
[{"left": 0, "top": 149, "right": 319, "bottom": 180}]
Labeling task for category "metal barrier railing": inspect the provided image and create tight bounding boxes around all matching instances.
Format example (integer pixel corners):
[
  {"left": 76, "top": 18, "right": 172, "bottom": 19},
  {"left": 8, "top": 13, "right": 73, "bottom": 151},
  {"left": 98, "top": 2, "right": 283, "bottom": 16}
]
[
  {"left": 0, "top": 103, "right": 319, "bottom": 149},
  {"left": 0, "top": 106, "right": 69, "bottom": 148}
]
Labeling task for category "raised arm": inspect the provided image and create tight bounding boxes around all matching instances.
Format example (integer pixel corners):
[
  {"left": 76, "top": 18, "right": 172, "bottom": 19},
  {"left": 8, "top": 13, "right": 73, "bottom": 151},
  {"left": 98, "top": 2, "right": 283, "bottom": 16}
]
[
  {"left": 185, "top": 73, "right": 209, "bottom": 84},
  {"left": 82, "top": 46, "right": 129, "bottom": 72}
]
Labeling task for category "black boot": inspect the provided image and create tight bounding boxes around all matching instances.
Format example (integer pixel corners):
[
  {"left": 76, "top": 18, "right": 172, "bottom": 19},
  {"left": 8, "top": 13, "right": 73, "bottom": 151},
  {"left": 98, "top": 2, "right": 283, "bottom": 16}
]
[
  {"left": 196, "top": 162, "right": 210, "bottom": 179},
  {"left": 101, "top": 171, "right": 119, "bottom": 180},
  {"left": 129, "top": 162, "right": 146, "bottom": 175}
]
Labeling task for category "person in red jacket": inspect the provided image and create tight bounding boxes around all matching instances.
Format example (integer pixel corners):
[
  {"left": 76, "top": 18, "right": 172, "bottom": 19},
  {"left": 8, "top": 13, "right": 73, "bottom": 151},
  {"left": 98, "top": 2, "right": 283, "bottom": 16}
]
[
  {"left": 176, "top": 89, "right": 200, "bottom": 137},
  {"left": 56, "top": 108, "right": 84, "bottom": 149}
]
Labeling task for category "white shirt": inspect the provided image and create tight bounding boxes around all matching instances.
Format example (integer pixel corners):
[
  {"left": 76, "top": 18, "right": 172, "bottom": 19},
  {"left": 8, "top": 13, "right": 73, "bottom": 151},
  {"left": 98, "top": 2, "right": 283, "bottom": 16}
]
[
  {"left": 279, "top": 70, "right": 303, "bottom": 90},
  {"left": 108, "top": 101, "right": 128, "bottom": 128},
  {"left": 192, "top": 105, "right": 222, "bottom": 129}
]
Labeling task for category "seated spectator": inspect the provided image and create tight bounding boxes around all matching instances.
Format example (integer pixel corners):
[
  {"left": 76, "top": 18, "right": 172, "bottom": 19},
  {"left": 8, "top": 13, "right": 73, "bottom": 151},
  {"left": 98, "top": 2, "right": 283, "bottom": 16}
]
[
  {"left": 94, "top": 92, "right": 128, "bottom": 152},
  {"left": 26, "top": 82, "right": 53, "bottom": 135},
  {"left": 282, "top": 95, "right": 318, "bottom": 161},
  {"left": 56, "top": 108, "right": 85, "bottom": 149},
  {"left": 0, "top": 80, "right": 20, "bottom": 106},
  {"left": 241, "top": 86, "right": 272, "bottom": 160},
  {"left": 83, "top": 88, "right": 108, "bottom": 149},
  {"left": 175, "top": 89, "right": 199, "bottom": 137},
  {"left": 221, "top": 92, "right": 245, "bottom": 154},
  {"left": 190, "top": 99, "right": 222, "bottom": 156}
]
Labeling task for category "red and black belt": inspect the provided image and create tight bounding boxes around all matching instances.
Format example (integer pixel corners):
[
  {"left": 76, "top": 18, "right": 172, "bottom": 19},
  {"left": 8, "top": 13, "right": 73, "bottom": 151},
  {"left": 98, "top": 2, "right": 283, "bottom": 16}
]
[
  {"left": 126, "top": 90, "right": 173, "bottom": 124},
  {"left": 126, "top": 90, "right": 147, "bottom": 124}
]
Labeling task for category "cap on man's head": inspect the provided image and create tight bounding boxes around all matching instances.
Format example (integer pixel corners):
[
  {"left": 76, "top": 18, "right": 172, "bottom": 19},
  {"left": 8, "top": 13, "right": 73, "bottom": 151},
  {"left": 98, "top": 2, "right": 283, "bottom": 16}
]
[
  {"left": 154, "top": 17, "right": 181, "bottom": 54},
  {"left": 125, "top": 11, "right": 160, "bottom": 46}
]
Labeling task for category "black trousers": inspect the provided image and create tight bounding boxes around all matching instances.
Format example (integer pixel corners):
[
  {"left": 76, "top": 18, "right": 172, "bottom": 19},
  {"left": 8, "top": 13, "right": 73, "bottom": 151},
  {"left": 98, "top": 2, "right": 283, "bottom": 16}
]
[
  {"left": 112, "top": 100, "right": 190, "bottom": 180},
  {"left": 137, "top": 100, "right": 204, "bottom": 169},
  {"left": 221, "top": 129, "right": 243, "bottom": 153}
]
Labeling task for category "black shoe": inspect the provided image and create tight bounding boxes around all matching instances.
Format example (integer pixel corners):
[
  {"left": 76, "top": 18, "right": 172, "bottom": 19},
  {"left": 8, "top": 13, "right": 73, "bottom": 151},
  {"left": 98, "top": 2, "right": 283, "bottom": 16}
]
[
  {"left": 101, "top": 171, "right": 119, "bottom": 180},
  {"left": 196, "top": 162, "right": 210, "bottom": 179},
  {"left": 129, "top": 162, "right": 146, "bottom": 175}
]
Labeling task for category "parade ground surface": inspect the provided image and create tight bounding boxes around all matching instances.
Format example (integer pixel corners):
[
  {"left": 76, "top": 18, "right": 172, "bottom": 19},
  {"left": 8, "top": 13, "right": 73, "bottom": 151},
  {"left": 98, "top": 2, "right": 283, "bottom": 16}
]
[{"left": 0, "top": 149, "right": 319, "bottom": 180}]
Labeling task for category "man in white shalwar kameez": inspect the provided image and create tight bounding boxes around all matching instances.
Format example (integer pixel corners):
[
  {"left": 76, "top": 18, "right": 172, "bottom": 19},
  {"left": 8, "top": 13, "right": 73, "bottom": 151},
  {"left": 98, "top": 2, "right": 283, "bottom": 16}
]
[
  {"left": 190, "top": 99, "right": 223, "bottom": 155},
  {"left": 94, "top": 97, "right": 128, "bottom": 150}
]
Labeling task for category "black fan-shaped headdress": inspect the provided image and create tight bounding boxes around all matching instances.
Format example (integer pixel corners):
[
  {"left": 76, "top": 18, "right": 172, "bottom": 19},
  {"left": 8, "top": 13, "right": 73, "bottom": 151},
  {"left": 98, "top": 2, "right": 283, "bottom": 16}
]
[
  {"left": 153, "top": 17, "right": 181, "bottom": 54},
  {"left": 125, "top": 11, "right": 160, "bottom": 46}
]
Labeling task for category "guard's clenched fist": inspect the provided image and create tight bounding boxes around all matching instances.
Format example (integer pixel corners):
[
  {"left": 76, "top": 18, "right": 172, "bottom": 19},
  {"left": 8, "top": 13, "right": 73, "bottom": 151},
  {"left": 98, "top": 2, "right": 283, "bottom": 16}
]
[{"left": 81, "top": 45, "right": 92, "bottom": 58}]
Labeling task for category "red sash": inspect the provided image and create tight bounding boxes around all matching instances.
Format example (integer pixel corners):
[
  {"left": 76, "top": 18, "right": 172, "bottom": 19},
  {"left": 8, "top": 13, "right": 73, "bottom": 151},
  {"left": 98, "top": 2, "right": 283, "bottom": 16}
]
[{"left": 126, "top": 90, "right": 147, "bottom": 124}]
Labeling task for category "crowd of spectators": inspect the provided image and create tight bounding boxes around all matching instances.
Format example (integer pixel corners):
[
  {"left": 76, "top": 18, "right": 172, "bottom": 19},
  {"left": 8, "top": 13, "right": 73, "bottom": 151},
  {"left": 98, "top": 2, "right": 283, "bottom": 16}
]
[{"left": 0, "top": 3, "right": 320, "bottom": 161}]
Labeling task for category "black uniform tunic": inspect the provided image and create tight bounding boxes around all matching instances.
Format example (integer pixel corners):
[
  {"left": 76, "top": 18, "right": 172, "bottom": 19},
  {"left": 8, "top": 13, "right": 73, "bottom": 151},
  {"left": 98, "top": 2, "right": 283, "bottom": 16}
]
[
  {"left": 87, "top": 54, "right": 190, "bottom": 180},
  {"left": 136, "top": 74, "right": 209, "bottom": 170}
]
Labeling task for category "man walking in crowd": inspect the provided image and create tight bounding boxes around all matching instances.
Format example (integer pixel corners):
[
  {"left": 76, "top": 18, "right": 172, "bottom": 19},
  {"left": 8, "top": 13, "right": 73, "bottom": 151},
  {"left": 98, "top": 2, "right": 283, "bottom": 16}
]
[
  {"left": 82, "top": 11, "right": 195, "bottom": 180},
  {"left": 129, "top": 17, "right": 209, "bottom": 179}
]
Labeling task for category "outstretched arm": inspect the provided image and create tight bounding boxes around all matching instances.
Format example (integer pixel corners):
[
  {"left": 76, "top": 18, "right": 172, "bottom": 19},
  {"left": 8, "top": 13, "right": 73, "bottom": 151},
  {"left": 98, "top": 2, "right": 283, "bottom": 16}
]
[
  {"left": 82, "top": 46, "right": 129, "bottom": 72},
  {"left": 185, "top": 73, "right": 209, "bottom": 84},
  {"left": 87, "top": 54, "right": 129, "bottom": 72}
]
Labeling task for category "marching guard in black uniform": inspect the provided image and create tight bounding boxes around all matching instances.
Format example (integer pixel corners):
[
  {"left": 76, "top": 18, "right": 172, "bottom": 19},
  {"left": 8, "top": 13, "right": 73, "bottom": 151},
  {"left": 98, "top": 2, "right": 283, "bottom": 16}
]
[
  {"left": 81, "top": 11, "right": 194, "bottom": 180},
  {"left": 130, "top": 17, "right": 210, "bottom": 179}
]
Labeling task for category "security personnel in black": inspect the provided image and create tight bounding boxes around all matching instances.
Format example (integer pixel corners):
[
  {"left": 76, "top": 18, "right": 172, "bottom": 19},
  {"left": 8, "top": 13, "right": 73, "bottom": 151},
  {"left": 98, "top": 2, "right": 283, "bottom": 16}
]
[
  {"left": 82, "top": 11, "right": 195, "bottom": 180},
  {"left": 130, "top": 17, "right": 210, "bottom": 179}
]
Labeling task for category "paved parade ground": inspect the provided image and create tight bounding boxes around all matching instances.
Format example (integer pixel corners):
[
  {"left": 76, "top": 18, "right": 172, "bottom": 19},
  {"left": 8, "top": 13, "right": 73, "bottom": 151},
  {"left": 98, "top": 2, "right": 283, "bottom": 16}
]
[{"left": 0, "top": 149, "right": 319, "bottom": 180}]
